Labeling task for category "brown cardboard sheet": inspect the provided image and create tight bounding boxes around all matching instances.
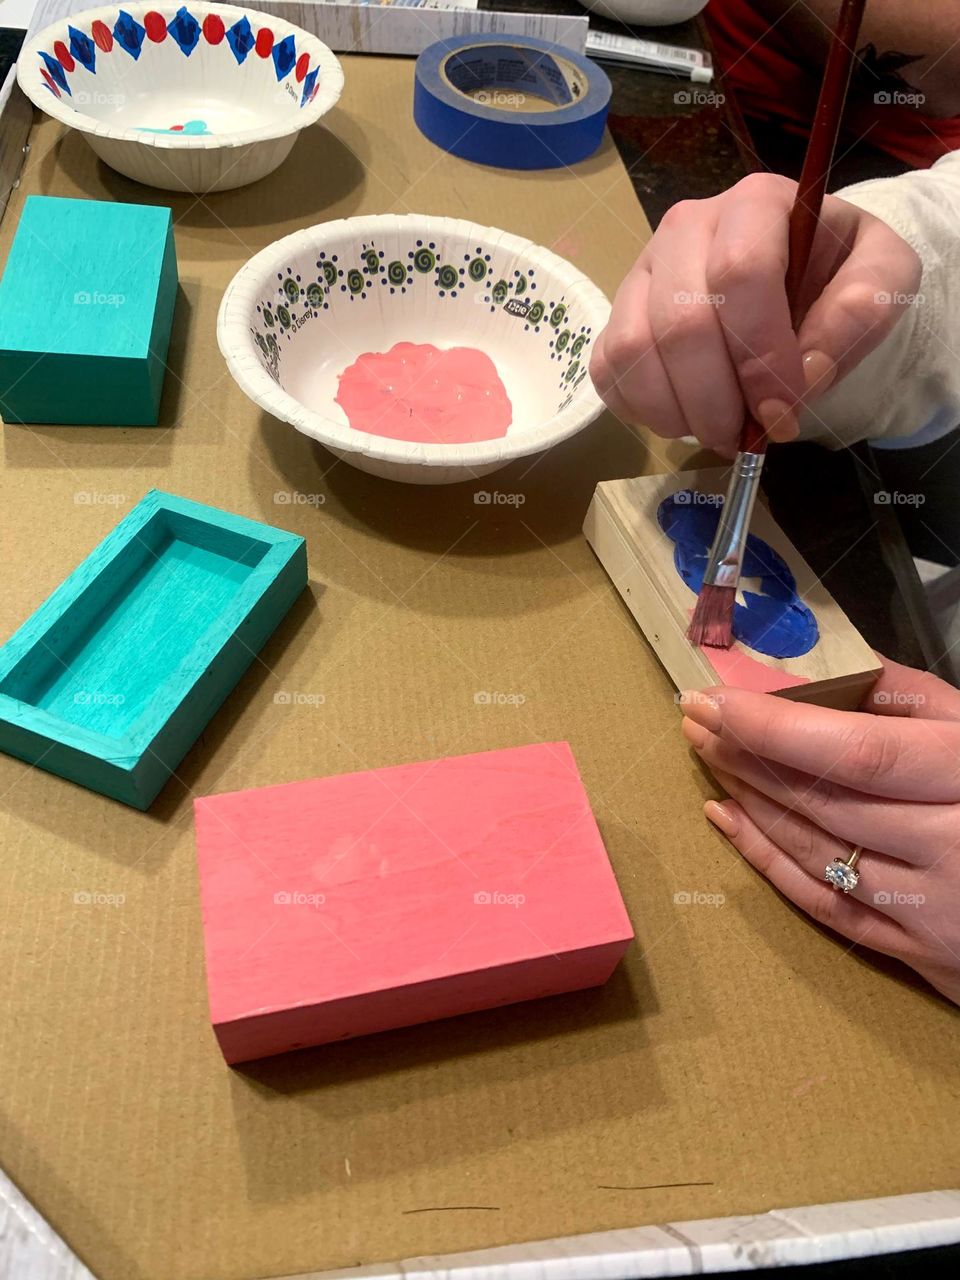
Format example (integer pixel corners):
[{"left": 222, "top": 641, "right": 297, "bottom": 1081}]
[{"left": 0, "top": 54, "right": 957, "bottom": 1280}]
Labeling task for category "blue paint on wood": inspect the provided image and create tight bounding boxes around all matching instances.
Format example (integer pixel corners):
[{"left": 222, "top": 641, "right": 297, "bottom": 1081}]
[
  {"left": 657, "top": 490, "right": 819, "bottom": 659},
  {"left": 0, "top": 195, "right": 178, "bottom": 425},
  {"left": 0, "top": 491, "right": 307, "bottom": 809}
]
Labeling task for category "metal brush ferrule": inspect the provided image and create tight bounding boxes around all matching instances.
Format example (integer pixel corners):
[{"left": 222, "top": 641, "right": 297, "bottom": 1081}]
[{"left": 702, "top": 451, "right": 765, "bottom": 590}]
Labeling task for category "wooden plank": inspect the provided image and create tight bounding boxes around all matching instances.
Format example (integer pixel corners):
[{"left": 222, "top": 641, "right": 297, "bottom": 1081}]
[{"left": 584, "top": 468, "right": 882, "bottom": 710}]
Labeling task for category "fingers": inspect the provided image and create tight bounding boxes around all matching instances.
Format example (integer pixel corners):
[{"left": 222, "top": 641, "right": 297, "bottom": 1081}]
[
  {"left": 795, "top": 197, "right": 923, "bottom": 387},
  {"left": 645, "top": 200, "right": 745, "bottom": 452},
  {"left": 680, "top": 687, "right": 960, "bottom": 803},
  {"left": 862, "top": 652, "right": 960, "bottom": 722},
  {"left": 591, "top": 177, "right": 923, "bottom": 454},
  {"left": 703, "top": 796, "right": 916, "bottom": 962},
  {"left": 682, "top": 720, "right": 948, "bottom": 863},
  {"left": 707, "top": 173, "right": 805, "bottom": 439},
  {"left": 590, "top": 267, "right": 690, "bottom": 439},
  {"left": 712, "top": 767, "right": 925, "bottom": 924}
]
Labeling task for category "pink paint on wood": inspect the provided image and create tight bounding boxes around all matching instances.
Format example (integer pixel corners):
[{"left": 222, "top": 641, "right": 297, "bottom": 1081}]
[
  {"left": 701, "top": 642, "right": 810, "bottom": 693},
  {"left": 193, "top": 742, "right": 633, "bottom": 1064},
  {"left": 335, "top": 341, "right": 512, "bottom": 444}
]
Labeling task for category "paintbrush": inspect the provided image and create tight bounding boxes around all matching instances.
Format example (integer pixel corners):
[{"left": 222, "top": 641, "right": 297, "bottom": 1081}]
[{"left": 688, "top": 0, "right": 868, "bottom": 649}]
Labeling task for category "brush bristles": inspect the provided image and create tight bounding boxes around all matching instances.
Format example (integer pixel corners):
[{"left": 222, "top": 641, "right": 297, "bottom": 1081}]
[{"left": 687, "top": 583, "right": 736, "bottom": 649}]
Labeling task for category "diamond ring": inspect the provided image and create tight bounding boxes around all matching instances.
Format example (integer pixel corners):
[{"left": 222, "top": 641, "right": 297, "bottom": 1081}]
[{"left": 825, "top": 846, "right": 862, "bottom": 893}]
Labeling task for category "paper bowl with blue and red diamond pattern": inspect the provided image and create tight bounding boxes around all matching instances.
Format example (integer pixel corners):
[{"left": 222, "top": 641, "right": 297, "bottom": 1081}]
[{"left": 17, "top": 3, "right": 344, "bottom": 192}]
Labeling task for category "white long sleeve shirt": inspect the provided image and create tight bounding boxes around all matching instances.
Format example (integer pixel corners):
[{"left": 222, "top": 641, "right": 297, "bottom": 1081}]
[{"left": 799, "top": 149, "right": 960, "bottom": 447}]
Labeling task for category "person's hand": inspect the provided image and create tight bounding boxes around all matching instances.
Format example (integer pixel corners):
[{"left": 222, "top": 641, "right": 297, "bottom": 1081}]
[
  {"left": 678, "top": 655, "right": 960, "bottom": 1004},
  {"left": 590, "top": 173, "right": 922, "bottom": 456}
]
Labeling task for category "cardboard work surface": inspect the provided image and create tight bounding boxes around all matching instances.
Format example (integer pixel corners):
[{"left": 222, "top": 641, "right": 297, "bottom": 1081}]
[{"left": 0, "top": 54, "right": 957, "bottom": 1280}]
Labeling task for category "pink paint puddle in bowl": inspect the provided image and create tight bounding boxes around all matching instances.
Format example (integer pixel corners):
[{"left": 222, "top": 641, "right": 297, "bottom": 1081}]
[{"left": 336, "top": 341, "right": 512, "bottom": 444}]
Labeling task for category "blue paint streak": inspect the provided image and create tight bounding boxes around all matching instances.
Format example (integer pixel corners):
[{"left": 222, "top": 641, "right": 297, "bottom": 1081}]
[
  {"left": 138, "top": 120, "right": 210, "bottom": 135},
  {"left": 39, "top": 51, "right": 70, "bottom": 93},
  {"left": 113, "top": 11, "right": 146, "bottom": 60},
  {"left": 169, "top": 7, "right": 201, "bottom": 56},
  {"left": 227, "top": 16, "right": 255, "bottom": 64},
  {"left": 272, "top": 33, "right": 297, "bottom": 81},
  {"left": 657, "top": 490, "right": 819, "bottom": 659},
  {"left": 68, "top": 26, "right": 96, "bottom": 73},
  {"left": 301, "top": 65, "right": 319, "bottom": 107}
]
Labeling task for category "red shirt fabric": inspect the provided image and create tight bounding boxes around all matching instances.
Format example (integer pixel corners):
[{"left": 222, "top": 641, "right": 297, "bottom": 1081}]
[{"left": 704, "top": 0, "right": 960, "bottom": 167}]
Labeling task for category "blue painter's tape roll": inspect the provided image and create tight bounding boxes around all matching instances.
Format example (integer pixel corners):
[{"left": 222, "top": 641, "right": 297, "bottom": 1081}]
[{"left": 414, "top": 35, "right": 612, "bottom": 170}]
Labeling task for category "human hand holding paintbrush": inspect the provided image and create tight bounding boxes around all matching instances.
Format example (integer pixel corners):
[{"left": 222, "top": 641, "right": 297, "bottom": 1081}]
[
  {"left": 589, "top": 1, "right": 960, "bottom": 1004},
  {"left": 689, "top": 0, "right": 869, "bottom": 647},
  {"left": 589, "top": 176, "right": 920, "bottom": 455},
  {"left": 592, "top": 0, "right": 915, "bottom": 647}
]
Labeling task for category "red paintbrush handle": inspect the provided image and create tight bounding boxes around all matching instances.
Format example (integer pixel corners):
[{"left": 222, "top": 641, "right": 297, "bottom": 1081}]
[{"left": 738, "top": 0, "right": 868, "bottom": 457}]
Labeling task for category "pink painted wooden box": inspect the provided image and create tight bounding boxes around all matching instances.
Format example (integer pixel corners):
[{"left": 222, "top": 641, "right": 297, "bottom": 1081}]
[{"left": 193, "top": 741, "right": 634, "bottom": 1063}]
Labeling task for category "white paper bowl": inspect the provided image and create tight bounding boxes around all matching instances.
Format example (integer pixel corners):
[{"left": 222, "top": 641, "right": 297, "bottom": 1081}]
[
  {"left": 579, "top": 0, "right": 708, "bottom": 23},
  {"left": 17, "top": 3, "right": 344, "bottom": 192},
  {"left": 218, "top": 215, "right": 611, "bottom": 485}
]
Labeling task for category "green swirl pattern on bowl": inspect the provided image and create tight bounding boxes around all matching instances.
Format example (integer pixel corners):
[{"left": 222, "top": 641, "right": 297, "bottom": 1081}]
[{"left": 250, "top": 234, "right": 594, "bottom": 410}]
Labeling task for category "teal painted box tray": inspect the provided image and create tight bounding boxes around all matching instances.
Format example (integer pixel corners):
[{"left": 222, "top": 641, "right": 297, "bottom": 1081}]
[
  {"left": 0, "top": 491, "right": 306, "bottom": 809},
  {"left": 0, "top": 195, "right": 178, "bottom": 425}
]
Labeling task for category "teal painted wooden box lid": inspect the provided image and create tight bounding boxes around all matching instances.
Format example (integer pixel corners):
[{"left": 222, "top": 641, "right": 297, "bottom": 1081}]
[{"left": 0, "top": 195, "right": 178, "bottom": 426}]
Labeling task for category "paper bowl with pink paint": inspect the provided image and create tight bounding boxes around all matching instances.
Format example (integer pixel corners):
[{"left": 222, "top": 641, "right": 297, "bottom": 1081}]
[
  {"left": 17, "top": 4, "right": 344, "bottom": 192},
  {"left": 217, "top": 214, "right": 612, "bottom": 483}
]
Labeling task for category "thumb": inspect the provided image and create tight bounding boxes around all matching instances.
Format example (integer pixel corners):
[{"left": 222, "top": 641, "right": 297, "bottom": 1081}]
[{"left": 795, "top": 207, "right": 922, "bottom": 396}]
